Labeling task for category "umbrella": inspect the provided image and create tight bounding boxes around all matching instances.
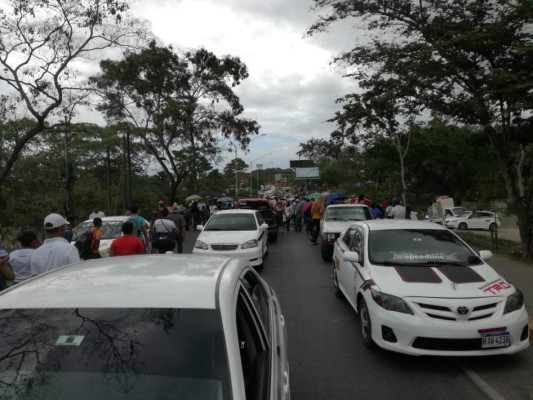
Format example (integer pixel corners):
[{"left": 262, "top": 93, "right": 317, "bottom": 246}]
[
  {"left": 301, "top": 201, "right": 314, "bottom": 214},
  {"left": 217, "top": 196, "right": 234, "bottom": 203},
  {"left": 325, "top": 192, "right": 347, "bottom": 205},
  {"left": 305, "top": 192, "right": 323, "bottom": 200},
  {"left": 185, "top": 194, "right": 203, "bottom": 203}
]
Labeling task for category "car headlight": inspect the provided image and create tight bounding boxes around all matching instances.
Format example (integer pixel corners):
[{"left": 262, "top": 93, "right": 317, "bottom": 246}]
[
  {"left": 241, "top": 239, "right": 259, "bottom": 249},
  {"left": 370, "top": 288, "right": 413, "bottom": 315},
  {"left": 194, "top": 240, "right": 209, "bottom": 250},
  {"left": 327, "top": 233, "right": 336, "bottom": 240},
  {"left": 504, "top": 289, "right": 524, "bottom": 314}
]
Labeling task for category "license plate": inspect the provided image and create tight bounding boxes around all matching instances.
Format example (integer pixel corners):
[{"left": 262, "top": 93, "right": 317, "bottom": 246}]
[{"left": 481, "top": 332, "right": 511, "bottom": 348}]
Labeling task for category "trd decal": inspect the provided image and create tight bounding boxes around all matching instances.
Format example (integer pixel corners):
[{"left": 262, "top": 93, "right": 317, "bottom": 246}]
[{"left": 478, "top": 279, "right": 512, "bottom": 295}]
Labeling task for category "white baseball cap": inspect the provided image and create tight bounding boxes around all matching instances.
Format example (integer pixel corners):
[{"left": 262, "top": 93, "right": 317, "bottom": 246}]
[{"left": 44, "top": 213, "right": 67, "bottom": 230}]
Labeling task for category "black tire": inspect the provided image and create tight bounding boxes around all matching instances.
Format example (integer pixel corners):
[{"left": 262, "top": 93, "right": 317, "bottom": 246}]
[
  {"left": 270, "top": 232, "right": 278, "bottom": 242},
  {"left": 321, "top": 240, "right": 332, "bottom": 262},
  {"left": 254, "top": 263, "right": 264, "bottom": 272},
  {"left": 332, "top": 265, "right": 342, "bottom": 298},
  {"left": 458, "top": 222, "right": 468, "bottom": 230},
  {"left": 359, "top": 297, "right": 374, "bottom": 348}
]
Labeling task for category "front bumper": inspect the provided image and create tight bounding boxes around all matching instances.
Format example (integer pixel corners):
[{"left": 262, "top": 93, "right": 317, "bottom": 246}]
[
  {"left": 193, "top": 247, "right": 264, "bottom": 267},
  {"left": 366, "top": 295, "right": 530, "bottom": 356}
]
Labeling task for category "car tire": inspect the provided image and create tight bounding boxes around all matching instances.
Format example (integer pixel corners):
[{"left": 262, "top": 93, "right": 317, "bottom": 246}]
[
  {"left": 358, "top": 297, "right": 374, "bottom": 348},
  {"left": 458, "top": 222, "right": 467, "bottom": 230},
  {"left": 332, "top": 264, "right": 342, "bottom": 298},
  {"left": 255, "top": 263, "right": 264, "bottom": 272},
  {"left": 489, "top": 223, "right": 497, "bottom": 232},
  {"left": 271, "top": 232, "right": 278, "bottom": 242},
  {"left": 321, "top": 240, "right": 332, "bottom": 262}
]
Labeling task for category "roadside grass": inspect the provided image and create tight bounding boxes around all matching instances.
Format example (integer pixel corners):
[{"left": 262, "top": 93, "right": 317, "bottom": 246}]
[{"left": 456, "top": 231, "right": 527, "bottom": 262}]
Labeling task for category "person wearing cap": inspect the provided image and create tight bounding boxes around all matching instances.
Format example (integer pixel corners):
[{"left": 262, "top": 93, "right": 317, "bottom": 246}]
[
  {"left": 8, "top": 231, "right": 38, "bottom": 284},
  {"left": 31, "top": 213, "right": 80, "bottom": 276},
  {"left": 0, "top": 246, "right": 15, "bottom": 291}
]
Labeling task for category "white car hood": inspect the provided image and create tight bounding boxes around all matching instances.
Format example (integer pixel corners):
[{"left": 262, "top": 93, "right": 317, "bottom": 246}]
[
  {"left": 370, "top": 264, "right": 513, "bottom": 299},
  {"left": 198, "top": 230, "right": 260, "bottom": 244},
  {"left": 323, "top": 221, "right": 355, "bottom": 233}
]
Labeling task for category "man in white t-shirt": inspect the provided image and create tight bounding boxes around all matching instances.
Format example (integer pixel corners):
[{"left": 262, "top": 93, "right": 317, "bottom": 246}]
[
  {"left": 89, "top": 207, "right": 105, "bottom": 219},
  {"left": 31, "top": 213, "right": 80, "bottom": 276},
  {"left": 391, "top": 200, "right": 407, "bottom": 219}
]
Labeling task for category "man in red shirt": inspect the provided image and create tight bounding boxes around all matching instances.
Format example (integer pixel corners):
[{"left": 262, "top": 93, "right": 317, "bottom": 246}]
[{"left": 109, "top": 221, "right": 144, "bottom": 257}]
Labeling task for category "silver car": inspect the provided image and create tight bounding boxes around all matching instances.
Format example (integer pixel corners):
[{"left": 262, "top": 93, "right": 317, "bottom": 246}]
[{"left": 0, "top": 255, "right": 290, "bottom": 399}]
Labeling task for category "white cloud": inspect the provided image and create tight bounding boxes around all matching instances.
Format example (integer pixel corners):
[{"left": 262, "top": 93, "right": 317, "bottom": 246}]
[{"left": 130, "top": 0, "right": 357, "bottom": 169}]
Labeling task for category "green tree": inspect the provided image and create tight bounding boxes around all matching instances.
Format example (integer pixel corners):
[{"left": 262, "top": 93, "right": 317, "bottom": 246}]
[
  {"left": 92, "top": 43, "right": 260, "bottom": 201},
  {"left": 0, "top": 0, "right": 149, "bottom": 194},
  {"left": 309, "top": 0, "right": 533, "bottom": 251}
]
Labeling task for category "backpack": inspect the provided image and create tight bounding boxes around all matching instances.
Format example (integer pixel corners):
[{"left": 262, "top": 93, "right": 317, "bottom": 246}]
[{"left": 74, "top": 230, "right": 93, "bottom": 260}]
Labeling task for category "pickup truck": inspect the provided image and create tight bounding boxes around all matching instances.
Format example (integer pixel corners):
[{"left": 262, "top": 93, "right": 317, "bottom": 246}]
[
  {"left": 320, "top": 204, "right": 373, "bottom": 261},
  {"left": 427, "top": 206, "right": 468, "bottom": 225},
  {"left": 235, "top": 198, "right": 279, "bottom": 242}
]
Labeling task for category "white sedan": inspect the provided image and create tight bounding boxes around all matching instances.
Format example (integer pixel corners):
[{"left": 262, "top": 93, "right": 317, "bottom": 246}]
[
  {"left": 332, "top": 219, "right": 529, "bottom": 356},
  {"left": 194, "top": 209, "right": 269, "bottom": 270},
  {"left": 444, "top": 211, "right": 502, "bottom": 231},
  {"left": 0, "top": 255, "right": 290, "bottom": 399}
]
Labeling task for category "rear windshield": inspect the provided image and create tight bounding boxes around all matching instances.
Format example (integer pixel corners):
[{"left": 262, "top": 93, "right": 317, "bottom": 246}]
[
  {"left": 205, "top": 213, "right": 257, "bottom": 231},
  {"left": 0, "top": 308, "right": 231, "bottom": 400},
  {"left": 325, "top": 207, "right": 373, "bottom": 221}
]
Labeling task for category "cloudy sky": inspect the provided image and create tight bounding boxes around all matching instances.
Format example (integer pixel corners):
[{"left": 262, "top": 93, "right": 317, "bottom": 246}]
[{"left": 130, "top": 0, "right": 358, "bottom": 170}]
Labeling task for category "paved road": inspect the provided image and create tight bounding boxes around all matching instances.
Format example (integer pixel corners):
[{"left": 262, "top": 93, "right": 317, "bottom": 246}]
[{"left": 183, "top": 229, "right": 533, "bottom": 400}]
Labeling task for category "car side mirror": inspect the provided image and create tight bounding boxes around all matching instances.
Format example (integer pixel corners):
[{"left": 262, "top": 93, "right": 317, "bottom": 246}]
[
  {"left": 343, "top": 251, "right": 360, "bottom": 264},
  {"left": 260, "top": 223, "right": 269, "bottom": 229},
  {"left": 478, "top": 250, "right": 493, "bottom": 261},
  {"left": 196, "top": 225, "right": 204, "bottom": 231}
]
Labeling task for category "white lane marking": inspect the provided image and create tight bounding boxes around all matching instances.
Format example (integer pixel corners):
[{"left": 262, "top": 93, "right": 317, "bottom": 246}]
[{"left": 460, "top": 364, "right": 506, "bottom": 400}]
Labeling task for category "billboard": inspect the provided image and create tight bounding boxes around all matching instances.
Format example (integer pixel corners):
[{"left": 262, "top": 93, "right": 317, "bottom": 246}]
[{"left": 295, "top": 167, "right": 320, "bottom": 180}]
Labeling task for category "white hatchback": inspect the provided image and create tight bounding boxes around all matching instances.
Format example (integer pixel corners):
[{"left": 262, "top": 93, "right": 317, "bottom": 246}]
[
  {"left": 444, "top": 210, "right": 502, "bottom": 231},
  {"left": 194, "top": 209, "right": 269, "bottom": 270},
  {"left": 332, "top": 219, "right": 529, "bottom": 356}
]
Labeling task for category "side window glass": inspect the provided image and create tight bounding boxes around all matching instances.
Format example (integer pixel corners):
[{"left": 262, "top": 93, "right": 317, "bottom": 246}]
[
  {"left": 256, "top": 212, "right": 264, "bottom": 225},
  {"left": 242, "top": 272, "right": 270, "bottom": 334},
  {"left": 236, "top": 290, "right": 269, "bottom": 400},
  {"left": 350, "top": 229, "right": 363, "bottom": 255},
  {"left": 343, "top": 229, "right": 356, "bottom": 247}
]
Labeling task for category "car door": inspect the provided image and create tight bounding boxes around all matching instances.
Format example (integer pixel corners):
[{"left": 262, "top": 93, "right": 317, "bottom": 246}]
[
  {"left": 468, "top": 212, "right": 483, "bottom": 229},
  {"left": 334, "top": 227, "right": 357, "bottom": 307},
  {"left": 345, "top": 227, "right": 365, "bottom": 308},
  {"left": 241, "top": 271, "right": 289, "bottom": 400}
]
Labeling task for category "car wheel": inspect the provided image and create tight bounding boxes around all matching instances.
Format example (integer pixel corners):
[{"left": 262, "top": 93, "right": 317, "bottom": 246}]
[
  {"left": 359, "top": 297, "right": 374, "bottom": 348},
  {"left": 321, "top": 240, "right": 332, "bottom": 262},
  {"left": 254, "top": 263, "right": 264, "bottom": 272},
  {"left": 458, "top": 222, "right": 467, "bottom": 230},
  {"left": 332, "top": 264, "right": 342, "bottom": 298},
  {"left": 489, "top": 223, "right": 497, "bottom": 232}
]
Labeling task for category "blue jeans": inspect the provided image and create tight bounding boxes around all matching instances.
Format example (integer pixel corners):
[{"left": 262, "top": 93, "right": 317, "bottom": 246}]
[{"left": 175, "top": 234, "right": 183, "bottom": 254}]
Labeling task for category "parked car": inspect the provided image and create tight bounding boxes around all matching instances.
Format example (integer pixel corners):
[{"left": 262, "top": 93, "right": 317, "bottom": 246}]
[
  {"left": 194, "top": 209, "right": 269, "bottom": 270},
  {"left": 320, "top": 204, "right": 373, "bottom": 261},
  {"left": 235, "top": 198, "right": 279, "bottom": 242},
  {"left": 71, "top": 215, "right": 128, "bottom": 257},
  {"left": 332, "top": 219, "right": 529, "bottom": 356},
  {"left": 0, "top": 255, "right": 290, "bottom": 399},
  {"left": 444, "top": 210, "right": 502, "bottom": 231}
]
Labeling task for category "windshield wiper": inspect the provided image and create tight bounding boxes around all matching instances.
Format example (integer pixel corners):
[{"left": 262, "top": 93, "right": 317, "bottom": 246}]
[{"left": 328, "top": 217, "right": 347, "bottom": 221}]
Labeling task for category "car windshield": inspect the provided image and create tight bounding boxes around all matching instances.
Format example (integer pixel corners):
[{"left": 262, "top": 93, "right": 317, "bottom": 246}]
[
  {"left": 237, "top": 201, "right": 269, "bottom": 211},
  {"left": 0, "top": 308, "right": 231, "bottom": 400},
  {"left": 456, "top": 212, "right": 472, "bottom": 218},
  {"left": 368, "top": 229, "right": 480, "bottom": 266},
  {"left": 72, "top": 221, "right": 124, "bottom": 240},
  {"left": 325, "top": 207, "right": 372, "bottom": 221},
  {"left": 205, "top": 213, "right": 257, "bottom": 231}
]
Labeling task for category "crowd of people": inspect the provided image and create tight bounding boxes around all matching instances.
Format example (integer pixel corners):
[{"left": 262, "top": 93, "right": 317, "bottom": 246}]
[{"left": 0, "top": 193, "right": 412, "bottom": 291}]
